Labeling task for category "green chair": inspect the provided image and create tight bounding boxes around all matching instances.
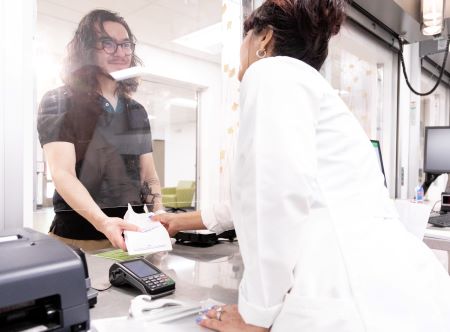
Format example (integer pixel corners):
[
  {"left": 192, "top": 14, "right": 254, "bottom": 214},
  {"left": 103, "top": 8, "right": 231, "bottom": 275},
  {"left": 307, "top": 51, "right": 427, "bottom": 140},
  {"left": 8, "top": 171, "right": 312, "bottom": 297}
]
[{"left": 162, "top": 180, "right": 196, "bottom": 212}]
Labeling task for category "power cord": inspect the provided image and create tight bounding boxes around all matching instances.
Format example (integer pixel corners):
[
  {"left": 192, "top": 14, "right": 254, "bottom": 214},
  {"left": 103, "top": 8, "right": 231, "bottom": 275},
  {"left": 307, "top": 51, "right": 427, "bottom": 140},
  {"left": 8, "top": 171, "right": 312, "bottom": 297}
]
[
  {"left": 397, "top": 36, "right": 450, "bottom": 96},
  {"left": 92, "top": 284, "right": 113, "bottom": 292}
]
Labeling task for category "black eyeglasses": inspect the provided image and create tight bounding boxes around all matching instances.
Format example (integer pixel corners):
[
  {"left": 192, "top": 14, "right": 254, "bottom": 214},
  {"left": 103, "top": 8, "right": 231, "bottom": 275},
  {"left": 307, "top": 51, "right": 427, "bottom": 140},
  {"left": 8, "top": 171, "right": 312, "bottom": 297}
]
[{"left": 97, "top": 38, "right": 135, "bottom": 55}]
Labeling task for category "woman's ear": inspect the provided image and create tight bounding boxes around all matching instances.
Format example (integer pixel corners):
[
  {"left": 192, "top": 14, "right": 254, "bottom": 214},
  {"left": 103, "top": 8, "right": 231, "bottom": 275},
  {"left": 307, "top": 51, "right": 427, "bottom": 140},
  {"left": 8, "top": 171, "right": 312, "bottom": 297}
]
[
  {"left": 254, "top": 28, "right": 274, "bottom": 57},
  {"left": 257, "top": 27, "right": 274, "bottom": 55}
]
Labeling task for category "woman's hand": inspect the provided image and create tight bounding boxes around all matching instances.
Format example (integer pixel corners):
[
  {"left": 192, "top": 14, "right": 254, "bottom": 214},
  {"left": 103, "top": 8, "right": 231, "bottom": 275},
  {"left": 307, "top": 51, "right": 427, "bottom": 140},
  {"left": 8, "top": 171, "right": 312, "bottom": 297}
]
[
  {"left": 152, "top": 211, "right": 206, "bottom": 236},
  {"left": 198, "top": 304, "right": 269, "bottom": 332},
  {"left": 96, "top": 217, "right": 141, "bottom": 250},
  {"left": 151, "top": 213, "right": 181, "bottom": 236}
]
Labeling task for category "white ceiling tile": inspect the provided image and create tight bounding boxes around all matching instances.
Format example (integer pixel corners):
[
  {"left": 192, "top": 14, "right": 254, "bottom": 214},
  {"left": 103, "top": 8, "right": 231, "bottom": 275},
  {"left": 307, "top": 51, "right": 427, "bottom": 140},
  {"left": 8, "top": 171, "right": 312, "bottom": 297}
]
[
  {"left": 38, "top": 0, "right": 157, "bottom": 17},
  {"left": 37, "top": 0, "right": 222, "bottom": 64}
]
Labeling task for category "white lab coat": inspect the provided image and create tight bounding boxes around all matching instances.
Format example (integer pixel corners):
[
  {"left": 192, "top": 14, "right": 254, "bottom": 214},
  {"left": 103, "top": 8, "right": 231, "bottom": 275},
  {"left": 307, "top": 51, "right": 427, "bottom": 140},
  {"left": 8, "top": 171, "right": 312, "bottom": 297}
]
[
  {"left": 231, "top": 56, "right": 450, "bottom": 332},
  {"left": 201, "top": 201, "right": 233, "bottom": 234}
]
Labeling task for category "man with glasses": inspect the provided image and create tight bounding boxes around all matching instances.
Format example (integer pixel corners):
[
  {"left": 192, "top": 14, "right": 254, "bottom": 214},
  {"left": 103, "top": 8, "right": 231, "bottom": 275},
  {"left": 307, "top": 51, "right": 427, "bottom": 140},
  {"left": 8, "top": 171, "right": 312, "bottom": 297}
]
[
  {"left": 37, "top": 9, "right": 163, "bottom": 251},
  {"left": 97, "top": 38, "right": 135, "bottom": 56}
]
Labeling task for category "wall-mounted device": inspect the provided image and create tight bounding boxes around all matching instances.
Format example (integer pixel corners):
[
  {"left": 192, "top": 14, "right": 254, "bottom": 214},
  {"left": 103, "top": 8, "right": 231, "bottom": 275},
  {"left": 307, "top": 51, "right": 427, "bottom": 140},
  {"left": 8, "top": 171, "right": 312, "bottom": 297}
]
[
  {"left": 441, "top": 192, "right": 450, "bottom": 212},
  {"left": 429, "top": 191, "right": 450, "bottom": 226},
  {"left": 175, "top": 229, "right": 236, "bottom": 247},
  {"left": 109, "top": 258, "right": 175, "bottom": 298}
]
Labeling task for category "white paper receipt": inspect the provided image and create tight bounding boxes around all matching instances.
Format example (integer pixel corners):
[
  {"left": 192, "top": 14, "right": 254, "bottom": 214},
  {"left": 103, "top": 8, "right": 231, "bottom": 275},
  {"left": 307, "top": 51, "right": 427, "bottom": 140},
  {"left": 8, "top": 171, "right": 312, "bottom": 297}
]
[{"left": 124, "top": 204, "right": 172, "bottom": 255}]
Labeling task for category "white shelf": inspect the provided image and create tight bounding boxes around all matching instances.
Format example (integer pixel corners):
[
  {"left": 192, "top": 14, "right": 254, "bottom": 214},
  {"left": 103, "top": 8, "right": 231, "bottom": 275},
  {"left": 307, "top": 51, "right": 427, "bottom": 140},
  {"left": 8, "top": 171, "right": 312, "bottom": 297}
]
[{"left": 110, "top": 66, "right": 153, "bottom": 81}]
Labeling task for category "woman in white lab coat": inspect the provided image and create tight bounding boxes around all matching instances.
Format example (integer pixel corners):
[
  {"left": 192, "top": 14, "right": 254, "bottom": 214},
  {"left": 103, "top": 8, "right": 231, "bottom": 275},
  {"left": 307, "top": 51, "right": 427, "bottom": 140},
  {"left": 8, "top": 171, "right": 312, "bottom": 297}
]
[{"left": 198, "top": 0, "right": 450, "bottom": 331}]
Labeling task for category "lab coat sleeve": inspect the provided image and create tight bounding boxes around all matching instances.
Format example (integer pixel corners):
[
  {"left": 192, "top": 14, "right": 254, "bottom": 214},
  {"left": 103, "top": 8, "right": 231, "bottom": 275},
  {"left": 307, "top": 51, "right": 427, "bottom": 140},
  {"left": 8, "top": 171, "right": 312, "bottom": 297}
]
[
  {"left": 201, "top": 201, "right": 234, "bottom": 234},
  {"left": 235, "top": 59, "right": 321, "bottom": 328}
]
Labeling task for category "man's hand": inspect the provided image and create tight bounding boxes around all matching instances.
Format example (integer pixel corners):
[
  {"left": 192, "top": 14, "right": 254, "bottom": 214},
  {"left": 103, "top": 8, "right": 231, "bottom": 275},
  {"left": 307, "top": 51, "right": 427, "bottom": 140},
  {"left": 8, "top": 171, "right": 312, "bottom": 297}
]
[{"left": 96, "top": 217, "right": 141, "bottom": 250}]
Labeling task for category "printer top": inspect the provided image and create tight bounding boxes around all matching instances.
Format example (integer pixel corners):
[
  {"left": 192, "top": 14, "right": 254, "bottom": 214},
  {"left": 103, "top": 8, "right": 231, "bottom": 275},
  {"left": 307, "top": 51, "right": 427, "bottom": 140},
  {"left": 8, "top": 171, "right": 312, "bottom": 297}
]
[
  {"left": 0, "top": 228, "right": 90, "bottom": 331},
  {"left": 0, "top": 228, "right": 89, "bottom": 312}
]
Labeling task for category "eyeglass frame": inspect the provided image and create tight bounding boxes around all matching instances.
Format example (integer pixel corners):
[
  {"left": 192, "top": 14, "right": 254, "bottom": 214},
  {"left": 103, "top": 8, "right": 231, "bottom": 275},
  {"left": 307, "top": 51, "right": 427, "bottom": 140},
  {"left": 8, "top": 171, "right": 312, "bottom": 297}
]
[{"left": 95, "top": 37, "right": 135, "bottom": 55}]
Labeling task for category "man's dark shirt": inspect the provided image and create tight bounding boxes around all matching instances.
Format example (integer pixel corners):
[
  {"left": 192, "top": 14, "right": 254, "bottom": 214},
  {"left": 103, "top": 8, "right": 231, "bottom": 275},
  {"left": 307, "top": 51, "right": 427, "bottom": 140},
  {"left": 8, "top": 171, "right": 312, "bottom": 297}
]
[{"left": 38, "top": 86, "right": 152, "bottom": 239}]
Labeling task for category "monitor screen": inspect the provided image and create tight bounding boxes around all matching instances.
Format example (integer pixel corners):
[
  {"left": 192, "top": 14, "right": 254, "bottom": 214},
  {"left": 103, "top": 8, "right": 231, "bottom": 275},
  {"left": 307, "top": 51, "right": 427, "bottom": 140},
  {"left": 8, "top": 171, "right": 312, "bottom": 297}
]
[
  {"left": 424, "top": 126, "right": 450, "bottom": 174},
  {"left": 371, "top": 140, "right": 387, "bottom": 188}
]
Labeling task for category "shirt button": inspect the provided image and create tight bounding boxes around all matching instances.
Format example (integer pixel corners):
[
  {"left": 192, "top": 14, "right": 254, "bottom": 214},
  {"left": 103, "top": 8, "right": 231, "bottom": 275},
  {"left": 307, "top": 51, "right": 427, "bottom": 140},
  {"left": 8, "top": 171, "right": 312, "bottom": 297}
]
[{"left": 105, "top": 103, "right": 109, "bottom": 106}]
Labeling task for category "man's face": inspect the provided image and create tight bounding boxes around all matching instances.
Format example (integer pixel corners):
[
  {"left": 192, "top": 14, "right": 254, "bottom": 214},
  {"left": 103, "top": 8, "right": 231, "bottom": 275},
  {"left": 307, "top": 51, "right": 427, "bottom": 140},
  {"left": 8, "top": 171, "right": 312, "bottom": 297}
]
[{"left": 95, "top": 21, "right": 132, "bottom": 73}]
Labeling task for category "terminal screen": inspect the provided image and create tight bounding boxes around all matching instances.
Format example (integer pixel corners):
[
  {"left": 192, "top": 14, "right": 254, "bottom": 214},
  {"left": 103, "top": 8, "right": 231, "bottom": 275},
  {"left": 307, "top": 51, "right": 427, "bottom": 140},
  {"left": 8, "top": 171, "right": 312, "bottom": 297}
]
[{"left": 123, "top": 260, "right": 159, "bottom": 278}]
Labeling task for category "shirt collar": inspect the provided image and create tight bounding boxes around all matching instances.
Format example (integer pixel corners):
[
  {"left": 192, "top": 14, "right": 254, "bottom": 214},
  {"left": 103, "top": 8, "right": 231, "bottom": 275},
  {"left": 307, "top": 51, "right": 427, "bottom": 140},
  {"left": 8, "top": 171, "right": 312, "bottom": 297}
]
[{"left": 97, "top": 94, "right": 125, "bottom": 113}]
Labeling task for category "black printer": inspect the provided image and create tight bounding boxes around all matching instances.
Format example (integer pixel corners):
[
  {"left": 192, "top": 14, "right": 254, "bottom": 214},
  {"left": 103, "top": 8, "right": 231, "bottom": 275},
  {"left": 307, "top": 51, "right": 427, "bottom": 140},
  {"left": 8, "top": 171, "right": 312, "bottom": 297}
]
[{"left": 0, "top": 228, "right": 90, "bottom": 331}]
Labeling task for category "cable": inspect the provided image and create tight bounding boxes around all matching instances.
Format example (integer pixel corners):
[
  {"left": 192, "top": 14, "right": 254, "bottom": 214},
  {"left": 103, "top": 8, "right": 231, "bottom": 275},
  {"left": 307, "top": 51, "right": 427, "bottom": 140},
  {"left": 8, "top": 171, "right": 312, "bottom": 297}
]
[
  {"left": 92, "top": 284, "right": 113, "bottom": 292},
  {"left": 397, "top": 36, "right": 450, "bottom": 96}
]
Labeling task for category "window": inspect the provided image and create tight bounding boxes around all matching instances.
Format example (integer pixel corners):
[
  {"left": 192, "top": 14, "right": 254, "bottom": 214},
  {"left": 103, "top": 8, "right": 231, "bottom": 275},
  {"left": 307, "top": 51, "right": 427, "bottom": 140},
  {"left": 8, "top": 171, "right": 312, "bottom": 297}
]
[
  {"left": 323, "top": 21, "right": 398, "bottom": 196},
  {"left": 34, "top": 0, "right": 224, "bottom": 232}
]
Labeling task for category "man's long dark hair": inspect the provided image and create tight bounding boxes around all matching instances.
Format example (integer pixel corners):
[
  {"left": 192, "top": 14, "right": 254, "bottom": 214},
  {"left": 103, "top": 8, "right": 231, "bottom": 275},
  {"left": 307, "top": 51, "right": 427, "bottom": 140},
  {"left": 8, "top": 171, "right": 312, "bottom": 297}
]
[{"left": 62, "top": 9, "right": 142, "bottom": 96}]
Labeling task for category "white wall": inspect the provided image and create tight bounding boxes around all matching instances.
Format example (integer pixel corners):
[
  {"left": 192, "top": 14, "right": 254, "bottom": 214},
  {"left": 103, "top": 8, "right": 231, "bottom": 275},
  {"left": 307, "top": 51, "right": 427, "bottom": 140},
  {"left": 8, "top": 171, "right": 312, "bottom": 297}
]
[
  {"left": 0, "top": 1, "right": 36, "bottom": 231},
  {"left": 165, "top": 122, "right": 197, "bottom": 188},
  {"left": 134, "top": 44, "right": 222, "bottom": 209}
]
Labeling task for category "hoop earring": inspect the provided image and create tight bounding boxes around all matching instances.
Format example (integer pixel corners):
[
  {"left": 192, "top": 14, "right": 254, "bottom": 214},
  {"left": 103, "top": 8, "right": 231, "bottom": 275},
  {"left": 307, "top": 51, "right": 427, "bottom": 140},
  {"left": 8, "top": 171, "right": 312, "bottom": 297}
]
[{"left": 256, "top": 49, "right": 267, "bottom": 58}]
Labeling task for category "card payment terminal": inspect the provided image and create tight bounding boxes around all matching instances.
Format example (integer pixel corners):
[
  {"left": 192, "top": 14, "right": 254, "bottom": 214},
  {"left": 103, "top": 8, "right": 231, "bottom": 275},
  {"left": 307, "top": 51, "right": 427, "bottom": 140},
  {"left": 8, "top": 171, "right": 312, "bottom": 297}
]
[{"left": 109, "top": 258, "right": 175, "bottom": 298}]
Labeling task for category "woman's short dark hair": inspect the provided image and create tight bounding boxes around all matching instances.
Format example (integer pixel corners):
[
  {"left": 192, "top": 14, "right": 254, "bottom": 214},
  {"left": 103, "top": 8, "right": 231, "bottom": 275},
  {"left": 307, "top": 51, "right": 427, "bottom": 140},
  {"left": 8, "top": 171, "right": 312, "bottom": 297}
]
[
  {"left": 244, "top": 0, "right": 349, "bottom": 70},
  {"left": 62, "top": 9, "right": 142, "bottom": 96}
]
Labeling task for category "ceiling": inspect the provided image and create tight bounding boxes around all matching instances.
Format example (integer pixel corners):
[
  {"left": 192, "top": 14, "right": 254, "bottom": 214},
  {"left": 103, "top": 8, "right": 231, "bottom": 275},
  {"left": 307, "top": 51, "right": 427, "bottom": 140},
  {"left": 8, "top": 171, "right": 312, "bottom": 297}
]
[
  {"left": 39, "top": 0, "right": 450, "bottom": 91},
  {"left": 37, "top": 0, "right": 222, "bottom": 63},
  {"left": 354, "top": 0, "right": 450, "bottom": 81},
  {"left": 394, "top": 0, "right": 450, "bottom": 22}
]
